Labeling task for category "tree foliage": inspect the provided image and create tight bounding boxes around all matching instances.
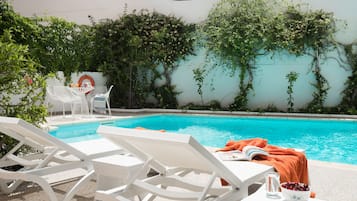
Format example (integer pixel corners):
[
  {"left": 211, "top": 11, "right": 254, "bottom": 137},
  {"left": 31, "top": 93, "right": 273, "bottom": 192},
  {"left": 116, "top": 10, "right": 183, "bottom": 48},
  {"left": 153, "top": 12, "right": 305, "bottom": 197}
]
[
  {"left": 0, "top": 1, "right": 39, "bottom": 47},
  {"left": 32, "top": 17, "right": 95, "bottom": 83},
  {"left": 0, "top": 1, "right": 94, "bottom": 84},
  {"left": 0, "top": 2, "right": 48, "bottom": 156},
  {"left": 0, "top": 31, "right": 47, "bottom": 124},
  {"left": 0, "top": 31, "right": 48, "bottom": 156},
  {"left": 93, "top": 10, "right": 195, "bottom": 108},
  {"left": 0, "top": 2, "right": 48, "bottom": 124}
]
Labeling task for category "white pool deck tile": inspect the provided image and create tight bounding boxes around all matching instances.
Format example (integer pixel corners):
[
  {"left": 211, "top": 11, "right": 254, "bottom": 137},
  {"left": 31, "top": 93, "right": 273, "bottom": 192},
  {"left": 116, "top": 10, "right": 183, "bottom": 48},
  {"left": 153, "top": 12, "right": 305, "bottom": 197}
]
[
  {"left": 1, "top": 114, "right": 357, "bottom": 201},
  {"left": 44, "top": 114, "right": 129, "bottom": 126}
]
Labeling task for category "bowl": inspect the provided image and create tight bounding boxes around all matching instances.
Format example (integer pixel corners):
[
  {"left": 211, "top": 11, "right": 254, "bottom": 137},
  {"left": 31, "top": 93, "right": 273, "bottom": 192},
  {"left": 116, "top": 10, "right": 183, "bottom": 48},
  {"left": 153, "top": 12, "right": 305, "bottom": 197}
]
[{"left": 281, "top": 182, "right": 310, "bottom": 201}]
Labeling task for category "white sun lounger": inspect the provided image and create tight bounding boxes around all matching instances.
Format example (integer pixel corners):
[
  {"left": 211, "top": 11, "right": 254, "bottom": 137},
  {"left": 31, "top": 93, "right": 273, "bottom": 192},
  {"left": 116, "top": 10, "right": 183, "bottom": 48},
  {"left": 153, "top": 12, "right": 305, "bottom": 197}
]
[
  {"left": 96, "top": 126, "right": 274, "bottom": 201},
  {"left": 0, "top": 116, "right": 122, "bottom": 201}
]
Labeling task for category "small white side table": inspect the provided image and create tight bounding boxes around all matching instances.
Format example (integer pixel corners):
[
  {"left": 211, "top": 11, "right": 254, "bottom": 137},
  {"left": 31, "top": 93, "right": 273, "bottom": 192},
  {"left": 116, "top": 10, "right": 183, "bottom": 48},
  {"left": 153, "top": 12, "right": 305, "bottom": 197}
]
[
  {"left": 242, "top": 184, "right": 325, "bottom": 201},
  {"left": 92, "top": 155, "right": 144, "bottom": 191}
]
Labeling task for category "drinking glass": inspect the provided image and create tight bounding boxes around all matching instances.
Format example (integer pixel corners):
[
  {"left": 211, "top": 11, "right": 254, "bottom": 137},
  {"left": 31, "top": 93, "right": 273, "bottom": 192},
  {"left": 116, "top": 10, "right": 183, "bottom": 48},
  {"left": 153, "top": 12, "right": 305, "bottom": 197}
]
[{"left": 265, "top": 172, "right": 280, "bottom": 197}]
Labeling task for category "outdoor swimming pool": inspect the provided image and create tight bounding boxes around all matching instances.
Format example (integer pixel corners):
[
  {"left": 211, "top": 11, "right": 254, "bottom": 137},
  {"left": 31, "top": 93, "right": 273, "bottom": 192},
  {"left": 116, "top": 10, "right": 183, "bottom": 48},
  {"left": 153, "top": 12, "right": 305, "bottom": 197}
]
[{"left": 49, "top": 114, "right": 357, "bottom": 165}]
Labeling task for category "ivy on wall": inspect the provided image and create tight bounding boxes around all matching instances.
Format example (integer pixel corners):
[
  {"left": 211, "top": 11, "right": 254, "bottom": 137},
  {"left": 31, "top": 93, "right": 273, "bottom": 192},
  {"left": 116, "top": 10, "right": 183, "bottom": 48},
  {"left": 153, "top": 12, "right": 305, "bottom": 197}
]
[
  {"left": 280, "top": 7, "right": 337, "bottom": 112},
  {"left": 203, "top": 0, "right": 280, "bottom": 110},
  {"left": 286, "top": 71, "right": 299, "bottom": 112},
  {"left": 340, "top": 43, "right": 357, "bottom": 113},
  {"left": 193, "top": 68, "right": 206, "bottom": 105},
  {"left": 202, "top": 0, "right": 338, "bottom": 112}
]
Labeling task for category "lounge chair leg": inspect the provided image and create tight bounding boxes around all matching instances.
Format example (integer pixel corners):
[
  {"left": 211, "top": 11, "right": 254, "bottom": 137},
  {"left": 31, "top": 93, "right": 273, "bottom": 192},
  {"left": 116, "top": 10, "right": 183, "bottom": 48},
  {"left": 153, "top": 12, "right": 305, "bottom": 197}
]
[
  {"left": 2, "top": 171, "right": 60, "bottom": 201},
  {"left": 198, "top": 172, "right": 217, "bottom": 201},
  {"left": 0, "top": 180, "right": 23, "bottom": 194},
  {"left": 62, "top": 170, "right": 96, "bottom": 201},
  {"left": 37, "top": 181, "right": 58, "bottom": 201}
]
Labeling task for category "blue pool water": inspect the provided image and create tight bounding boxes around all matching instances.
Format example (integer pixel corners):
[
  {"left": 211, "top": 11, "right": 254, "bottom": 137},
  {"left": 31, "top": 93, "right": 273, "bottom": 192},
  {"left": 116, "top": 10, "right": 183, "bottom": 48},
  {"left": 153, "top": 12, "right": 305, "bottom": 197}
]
[{"left": 49, "top": 114, "right": 357, "bottom": 165}]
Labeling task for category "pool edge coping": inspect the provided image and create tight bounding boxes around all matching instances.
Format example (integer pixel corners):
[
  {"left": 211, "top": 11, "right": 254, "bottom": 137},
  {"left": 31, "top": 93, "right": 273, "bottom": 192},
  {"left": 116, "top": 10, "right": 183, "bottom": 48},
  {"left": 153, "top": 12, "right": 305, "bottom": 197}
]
[{"left": 112, "top": 108, "right": 357, "bottom": 120}]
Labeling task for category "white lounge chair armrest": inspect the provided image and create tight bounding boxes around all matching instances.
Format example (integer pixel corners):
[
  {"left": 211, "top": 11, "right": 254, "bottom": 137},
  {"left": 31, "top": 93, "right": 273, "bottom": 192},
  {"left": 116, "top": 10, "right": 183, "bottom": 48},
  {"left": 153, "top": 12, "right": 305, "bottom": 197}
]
[{"left": 6, "top": 154, "right": 40, "bottom": 167}]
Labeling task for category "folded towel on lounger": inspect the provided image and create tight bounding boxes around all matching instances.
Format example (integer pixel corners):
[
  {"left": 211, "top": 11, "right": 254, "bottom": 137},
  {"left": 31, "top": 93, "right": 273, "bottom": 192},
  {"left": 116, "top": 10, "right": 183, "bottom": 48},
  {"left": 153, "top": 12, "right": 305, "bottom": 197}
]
[{"left": 217, "top": 138, "right": 309, "bottom": 184}]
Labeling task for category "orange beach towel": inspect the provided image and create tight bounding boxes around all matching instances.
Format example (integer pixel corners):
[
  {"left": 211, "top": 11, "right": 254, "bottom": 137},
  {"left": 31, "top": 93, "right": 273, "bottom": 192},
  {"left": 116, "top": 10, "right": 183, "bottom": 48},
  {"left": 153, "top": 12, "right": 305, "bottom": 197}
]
[
  {"left": 135, "top": 127, "right": 166, "bottom": 133},
  {"left": 218, "top": 138, "right": 309, "bottom": 184}
]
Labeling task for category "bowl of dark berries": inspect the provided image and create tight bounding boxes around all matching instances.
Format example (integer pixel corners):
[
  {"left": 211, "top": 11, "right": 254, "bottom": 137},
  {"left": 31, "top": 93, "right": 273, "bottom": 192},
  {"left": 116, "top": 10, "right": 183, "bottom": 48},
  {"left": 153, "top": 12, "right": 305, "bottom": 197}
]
[{"left": 280, "top": 182, "right": 310, "bottom": 201}]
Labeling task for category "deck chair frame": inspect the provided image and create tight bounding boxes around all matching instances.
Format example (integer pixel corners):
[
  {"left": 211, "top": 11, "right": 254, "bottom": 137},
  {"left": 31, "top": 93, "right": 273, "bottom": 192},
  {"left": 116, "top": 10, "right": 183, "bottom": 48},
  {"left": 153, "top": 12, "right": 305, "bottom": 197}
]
[
  {"left": 96, "top": 126, "right": 274, "bottom": 201},
  {"left": 0, "top": 116, "right": 121, "bottom": 201}
]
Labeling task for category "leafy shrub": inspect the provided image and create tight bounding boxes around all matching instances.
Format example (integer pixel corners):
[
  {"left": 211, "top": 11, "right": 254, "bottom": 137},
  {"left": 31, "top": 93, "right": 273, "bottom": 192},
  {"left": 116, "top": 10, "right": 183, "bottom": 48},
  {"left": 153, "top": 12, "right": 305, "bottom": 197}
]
[
  {"left": 0, "top": 31, "right": 47, "bottom": 157},
  {"left": 93, "top": 10, "right": 195, "bottom": 108}
]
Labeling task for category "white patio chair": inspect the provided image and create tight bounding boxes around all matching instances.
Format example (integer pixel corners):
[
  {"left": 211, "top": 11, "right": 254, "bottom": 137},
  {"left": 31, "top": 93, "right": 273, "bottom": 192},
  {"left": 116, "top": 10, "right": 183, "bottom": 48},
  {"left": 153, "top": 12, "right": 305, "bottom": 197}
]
[
  {"left": 46, "top": 87, "right": 57, "bottom": 116},
  {"left": 96, "top": 126, "right": 274, "bottom": 201},
  {"left": 90, "top": 85, "right": 114, "bottom": 116},
  {"left": 50, "top": 86, "right": 83, "bottom": 116},
  {"left": 0, "top": 116, "right": 123, "bottom": 201}
]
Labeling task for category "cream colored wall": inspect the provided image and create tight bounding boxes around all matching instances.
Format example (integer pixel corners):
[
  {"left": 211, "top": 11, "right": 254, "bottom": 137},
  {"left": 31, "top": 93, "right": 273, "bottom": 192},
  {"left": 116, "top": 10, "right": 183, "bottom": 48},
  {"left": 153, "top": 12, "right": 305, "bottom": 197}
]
[
  {"left": 11, "top": 0, "right": 217, "bottom": 24},
  {"left": 12, "top": 0, "right": 357, "bottom": 110}
]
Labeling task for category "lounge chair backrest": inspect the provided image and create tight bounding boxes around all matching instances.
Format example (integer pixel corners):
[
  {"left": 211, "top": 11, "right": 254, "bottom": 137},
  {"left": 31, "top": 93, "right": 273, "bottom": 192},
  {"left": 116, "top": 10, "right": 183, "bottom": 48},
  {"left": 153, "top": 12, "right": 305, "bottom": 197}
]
[
  {"left": 97, "top": 126, "right": 243, "bottom": 187},
  {"left": 0, "top": 116, "right": 87, "bottom": 159}
]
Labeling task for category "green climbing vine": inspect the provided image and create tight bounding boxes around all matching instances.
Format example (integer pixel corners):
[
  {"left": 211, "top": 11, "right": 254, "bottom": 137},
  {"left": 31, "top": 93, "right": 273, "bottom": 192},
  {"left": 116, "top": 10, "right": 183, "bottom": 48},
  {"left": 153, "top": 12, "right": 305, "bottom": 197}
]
[
  {"left": 203, "top": 0, "right": 282, "bottom": 110},
  {"left": 340, "top": 43, "right": 357, "bottom": 113},
  {"left": 203, "top": 0, "right": 337, "bottom": 112},
  {"left": 281, "top": 7, "right": 337, "bottom": 112},
  {"left": 193, "top": 68, "right": 206, "bottom": 105},
  {"left": 286, "top": 71, "right": 299, "bottom": 112}
]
